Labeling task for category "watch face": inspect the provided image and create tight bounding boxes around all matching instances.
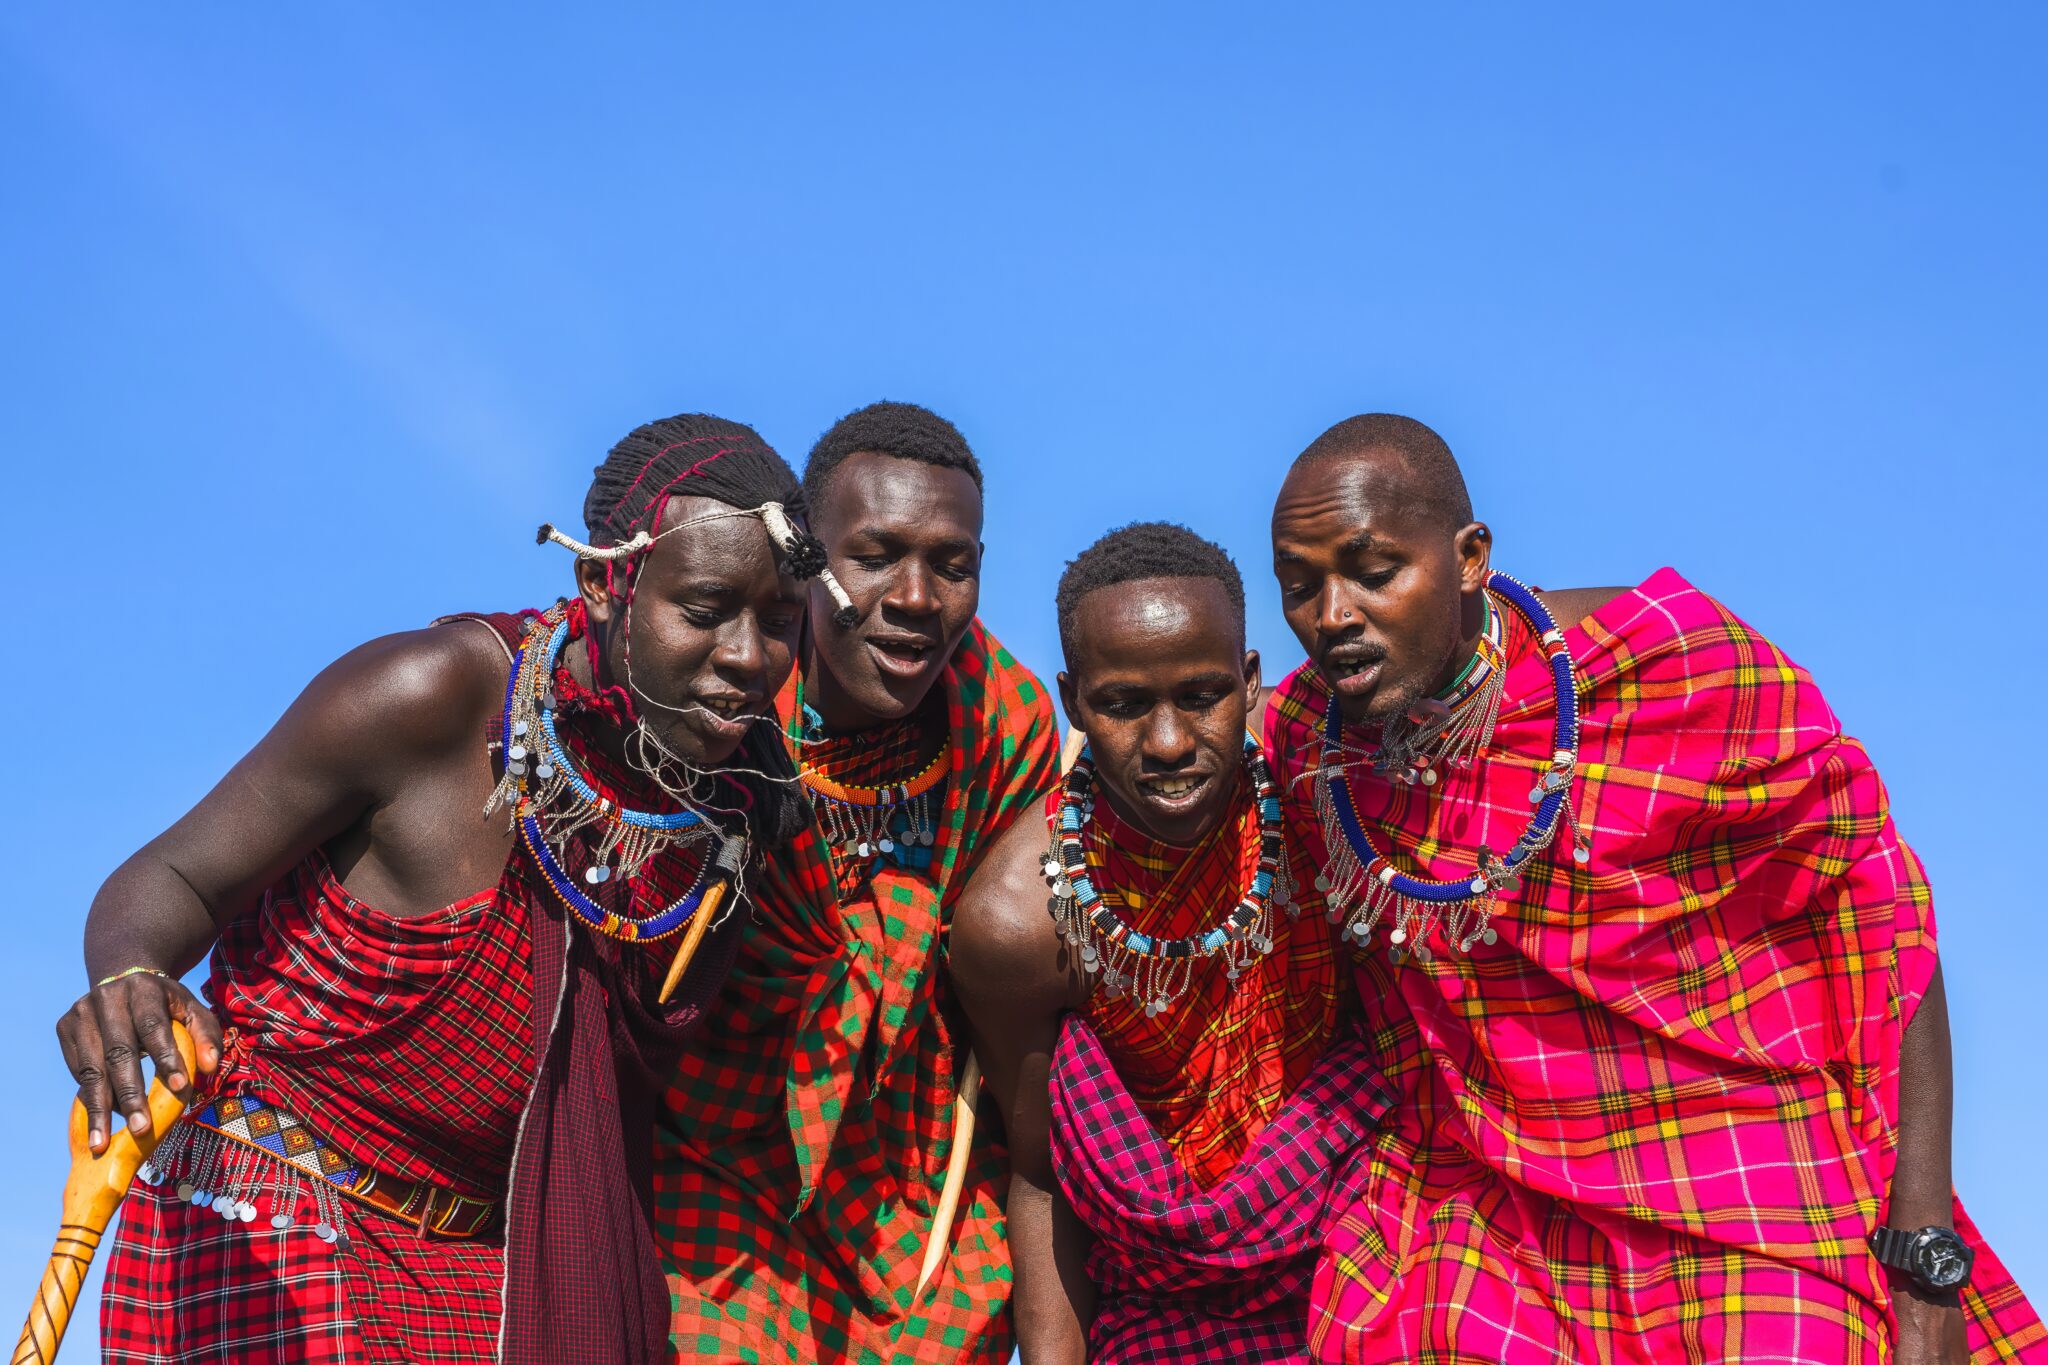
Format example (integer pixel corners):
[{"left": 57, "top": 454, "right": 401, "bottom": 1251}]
[{"left": 1912, "top": 1229, "right": 1974, "bottom": 1291}]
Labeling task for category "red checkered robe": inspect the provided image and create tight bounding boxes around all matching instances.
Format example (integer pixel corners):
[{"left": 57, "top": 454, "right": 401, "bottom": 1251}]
[
  {"left": 1263, "top": 568, "right": 2045, "bottom": 1364},
  {"left": 1063, "top": 782, "right": 1346, "bottom": 1189},
  {"left": 102, "top": 607, "right": 745, "bottom": 1365},
  {"left": 656, "top": 621, "right": 1060, "bottom": 1364},
  {"left": 1045, "top": 780, "right": 1361, "bottom": 1359}
]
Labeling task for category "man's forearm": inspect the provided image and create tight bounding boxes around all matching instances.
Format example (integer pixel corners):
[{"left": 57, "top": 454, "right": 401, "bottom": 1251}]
[
  {"left": 1890, "top": 964, "right": 1955, "bottom": 1229},
  {"left": 1008, "top": 1175, "right": 1093, "bottom": 1364}
]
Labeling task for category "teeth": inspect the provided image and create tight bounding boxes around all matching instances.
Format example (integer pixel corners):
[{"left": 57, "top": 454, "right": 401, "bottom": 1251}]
[{"left": 1148, "top": 778, "right": 1202, "bottom": 798}]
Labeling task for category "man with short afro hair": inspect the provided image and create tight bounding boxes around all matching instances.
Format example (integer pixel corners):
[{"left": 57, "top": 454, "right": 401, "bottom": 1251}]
[
  {"left": 954, "top": 520, "right": 1352, "bottom": 1362},
  {"left": 802, "top": 399, "right": 983, "bottom": 508},
  {"left": 657, "top": 397, "right": 1061, "bottom": 1365}
]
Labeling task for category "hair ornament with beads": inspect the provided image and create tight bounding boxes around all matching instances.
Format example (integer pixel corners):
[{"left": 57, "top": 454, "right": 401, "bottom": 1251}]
[{"left": 535, "top": 503, "right": 855, "bottom": 626}]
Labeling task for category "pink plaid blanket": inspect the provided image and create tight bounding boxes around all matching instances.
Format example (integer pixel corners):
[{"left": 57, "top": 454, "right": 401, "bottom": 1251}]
[{"left": 1050, "top": 1012, "right": 1392, "bottom": 1360}]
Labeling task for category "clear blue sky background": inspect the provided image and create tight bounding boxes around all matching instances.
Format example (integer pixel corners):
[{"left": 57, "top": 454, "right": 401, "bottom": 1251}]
[{"left": 3, "top": 4, "right": 2042, "bottom": 1350}]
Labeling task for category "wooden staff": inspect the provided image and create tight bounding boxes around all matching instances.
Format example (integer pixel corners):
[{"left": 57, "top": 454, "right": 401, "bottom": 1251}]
[
  {"left": 914, "top": 1051, "right": 982, "bottom": 1298},
  {"left": 916, "top": 725, "right": 1081, "bottom": 1299},
  {"left": 15, "top": 1022, "right": 196, "bottom": 1365}
]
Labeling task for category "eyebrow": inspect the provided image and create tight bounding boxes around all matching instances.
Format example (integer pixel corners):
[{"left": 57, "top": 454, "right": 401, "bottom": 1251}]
[{"left": 849, "top": 526, "right": 979, "bottom": 555}]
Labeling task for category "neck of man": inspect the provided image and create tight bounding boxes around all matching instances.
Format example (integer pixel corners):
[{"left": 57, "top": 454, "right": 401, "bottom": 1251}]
[
  {"left": 1417, "top": 587, "right": 1494, "bottom": 705},
  {"left": 800, "top": 642, "right": 947, "bottom": 739}
]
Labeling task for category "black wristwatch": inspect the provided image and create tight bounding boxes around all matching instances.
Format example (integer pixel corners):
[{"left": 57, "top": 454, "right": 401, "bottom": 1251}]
[{"left": 1870, "top": 1224, "right": 1974, "bottom": 1293}]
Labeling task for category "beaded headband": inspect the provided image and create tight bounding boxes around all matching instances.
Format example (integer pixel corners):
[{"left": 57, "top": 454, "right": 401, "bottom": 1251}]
[{"left": 536, "top": 501, "right": 859, "bottom": 626}]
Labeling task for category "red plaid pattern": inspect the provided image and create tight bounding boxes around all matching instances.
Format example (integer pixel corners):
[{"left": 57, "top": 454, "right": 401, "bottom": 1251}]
[
  {"left": 1050, "top": 1013, "right": 1391, "bottom": 1362},
  {"left": 101, "top": 1171, "right": 503, "bottom": 1363},
  {"left": 1264, "top": 568, "right": 2044, "bottom": 1363},
  {"left": 205, "top": 854, "right": 534, "bottom": 1201},
  {"left": 1070, "top": 782, "right": 1345, "bottom": 1188},
  {"left": 656, "top": 622, "right": 1060, "bottom": 1363}
]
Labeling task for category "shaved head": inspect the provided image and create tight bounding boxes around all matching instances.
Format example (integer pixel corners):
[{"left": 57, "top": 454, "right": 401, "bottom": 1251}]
[{"left": 1292, "top": 413, "right": 1472, "bottom": 534}]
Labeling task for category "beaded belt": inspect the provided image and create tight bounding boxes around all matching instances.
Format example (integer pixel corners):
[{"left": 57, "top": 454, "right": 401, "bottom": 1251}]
[{"left": 158, "top": 1093, "right": 498, "bottom": 1240}]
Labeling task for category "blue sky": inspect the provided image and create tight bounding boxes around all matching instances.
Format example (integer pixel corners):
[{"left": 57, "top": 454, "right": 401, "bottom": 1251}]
[{"left": 3, "top": 3, "right": 2043, "bottom": 1346}]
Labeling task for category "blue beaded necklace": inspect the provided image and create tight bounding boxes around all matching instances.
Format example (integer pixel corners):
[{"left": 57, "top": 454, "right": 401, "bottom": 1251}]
[
  {"left": 485, "top": 603, "right": 729, "bottom": 944},
  {"left": 1314, "top": 571, "right": 1587, "bottom": 963},
  {"left": 1042, "top": 735, "right": 1289, "bottom": 1016}
]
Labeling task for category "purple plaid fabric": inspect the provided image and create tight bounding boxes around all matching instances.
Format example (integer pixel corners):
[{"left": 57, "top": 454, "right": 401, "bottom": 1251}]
[{"left": 1049, "top": 1013, "right": 1393, "bottom": 1361}]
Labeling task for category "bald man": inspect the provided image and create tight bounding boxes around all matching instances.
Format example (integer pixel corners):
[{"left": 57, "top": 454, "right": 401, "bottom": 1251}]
[{"left": 1261, "top": 414, "right": 2041, "bottom": 1365}]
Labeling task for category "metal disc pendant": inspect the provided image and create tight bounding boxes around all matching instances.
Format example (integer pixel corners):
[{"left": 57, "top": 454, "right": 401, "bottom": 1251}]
[
  {"left": 271, "top": 1212, "right": 293, "bottom": 1230},
  {"left": 315, "top": 1222, "right": 339, "bottom": 1244},
  {"left": 1482, "top": 927, "right": 1499, "bottom": 946},
  {"left": 1314, "top": 874, "right": 1332, "bottom": 893},
  {"left": 878, "top": 838, "right": 895, "bottom": 853}
]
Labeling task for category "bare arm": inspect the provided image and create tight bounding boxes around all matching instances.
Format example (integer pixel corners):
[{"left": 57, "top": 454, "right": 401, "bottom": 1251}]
[
  {"left": 1888, "top": 964, "right": 1968, "bottom": 1363},
  {"left": 951, "top": 814, "right": 1094, "bottom": 1364},
  {"left": 57, "top": 625, "right": 505, "bottom": 1154}
]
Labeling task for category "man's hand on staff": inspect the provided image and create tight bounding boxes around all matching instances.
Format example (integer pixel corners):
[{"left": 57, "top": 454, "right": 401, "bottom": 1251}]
[{"left": 56, "top": 969, "right": 223, "bottom": 1156}]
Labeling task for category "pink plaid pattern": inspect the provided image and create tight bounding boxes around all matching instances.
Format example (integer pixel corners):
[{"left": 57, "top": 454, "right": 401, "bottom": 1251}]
[
  {"left": 1265, "top": 568, "right": 2044, "bottom": 1363},
  {"left": 1050, "top": 1013, "right": 1392, "bottom": 1361}
]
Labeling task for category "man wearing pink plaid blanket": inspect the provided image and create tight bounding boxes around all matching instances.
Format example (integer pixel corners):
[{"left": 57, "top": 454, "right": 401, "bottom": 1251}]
[{"left": 1264, "top": 413, "right": 2044, "bottom": 1364}]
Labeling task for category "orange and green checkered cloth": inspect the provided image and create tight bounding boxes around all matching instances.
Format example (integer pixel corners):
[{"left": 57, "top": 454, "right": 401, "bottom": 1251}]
[
  {"left": 1267, "top": 568, "right": 2044, "bottom": 1364},
  {"left": 655, "top": 621, "right": 1059, "bottom": 1364}
]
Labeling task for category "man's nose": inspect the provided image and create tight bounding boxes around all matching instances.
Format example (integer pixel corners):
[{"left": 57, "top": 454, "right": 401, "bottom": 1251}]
[
  {"left": 885, "top": 561, "right": 938, "bottom": 617},
  {"left": 1140, "top": 709, "right": 1197, "bottom": 768},
  {"left": 713, "top": 621, "right": 768, "bottom": 678},
  {"left": 1316, "top": 579, "right": 1360, "bottom": 638}
]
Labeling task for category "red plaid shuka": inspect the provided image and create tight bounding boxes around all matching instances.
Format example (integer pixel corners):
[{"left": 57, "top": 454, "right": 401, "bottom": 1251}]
[
  {"left": 1044, "top": 775, "right": 1353, "bottom": 1359},
  {"left": 103, "top": 607, "right": 745, "bottom": 1365},
  {"left": 1263, "top": 568, "right": 2045, "bottom": 1364},
  {"left": 100, "top": 852, "right": 534, "bottom": 1364},
  {"left": 1051, "top": 1013, "right": 1390, "bottom": 1362},
  {"left": 655, "top": 621, "right": 1060, "bottom": 1364},
  {"left": 1062, "top": 778, "right": 1346, "bottom": 1189}
]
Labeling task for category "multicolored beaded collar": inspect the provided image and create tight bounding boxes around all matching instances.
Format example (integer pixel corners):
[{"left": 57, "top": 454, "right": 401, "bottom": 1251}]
[
  {"left": 484, "top": 602, "right": 734, "bottom": 944},
  {"left": 789, "top": 688, "right": 951, "bottom": 878},
  {"left": 1043, "top": 735, "right": 1288, "bottom": 1017},
  {"left": 1314, "top": 571, "right": 1587, "bottom": 964}
]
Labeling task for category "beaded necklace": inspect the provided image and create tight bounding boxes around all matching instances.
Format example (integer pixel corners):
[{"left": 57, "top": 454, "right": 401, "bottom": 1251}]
[
  {"left": 485, "top": 602, "right": 734, "bottom": 944},
  {"left": 789, "top": 687, "right": 951, "bottom": 881},
  {"left": 1043, "top": 736, "right": 1289, "bottom": 1017},
  {"left": 1314, "top": 571, "right": 1586, "bottom": 964}
]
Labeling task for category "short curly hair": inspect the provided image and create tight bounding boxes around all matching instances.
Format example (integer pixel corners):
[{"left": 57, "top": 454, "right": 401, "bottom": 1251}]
[
  {"left": 1056, "top": 521, "right": 1246, "bottom": 662},
  {"left": 802, "top": 400, "right": 983, "bottom": 511}
]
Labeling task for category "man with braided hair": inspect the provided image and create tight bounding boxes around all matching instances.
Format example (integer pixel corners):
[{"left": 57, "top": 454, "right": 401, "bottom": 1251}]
[
  {"left": 951, "top": 522, "right": 1363, "bottom": 1363},
  {"left": 656, "top": 401, "right": 1061, "bottom": 1363},
  {"left": 1262, "top": 414, "right": 2043, "bottom": 1363},
  {"left": 61, "top": 413, "right": 825, "bottom": 1364}
]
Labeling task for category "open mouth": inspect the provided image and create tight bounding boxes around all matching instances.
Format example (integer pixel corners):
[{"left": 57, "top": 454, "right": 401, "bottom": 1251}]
[
  {"left": 865, "top": 635, "right": 939, "bottom": 681},
  {"left": 694, "top": 695, "right": 757, "bottom": 738},
  {"left": 1137, "top": 772, "right": 1212, "bottom": 812},
  {"left": 1323, "top": 653, "right": 1384, "bottom": 700}
]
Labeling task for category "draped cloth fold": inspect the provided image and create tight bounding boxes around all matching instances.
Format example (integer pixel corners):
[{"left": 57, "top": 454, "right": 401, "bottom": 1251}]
[
  {"left": 1050, "top": 1014, "right": 1390, "bottom": 1361},
  {"left": 1265, "top": 568, "right": 2044, "bottom": 1364},
  {"left": 100, "top": 607, "right": 744, "bottom": 1365},
  {"left": 656, "top": 621, "right": 1060, "bottom": 1364}
]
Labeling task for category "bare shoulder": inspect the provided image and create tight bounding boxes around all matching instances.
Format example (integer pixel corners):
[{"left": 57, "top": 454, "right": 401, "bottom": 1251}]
[
  {"left": 284, "top": 623, "right": 509, "bottom": 763},
  {"left": 1534, "top": 585, "right": 1633, "bottom": 628},
  {"left": 951, "top": 806, "right": 1089, "bottom": 1016}
]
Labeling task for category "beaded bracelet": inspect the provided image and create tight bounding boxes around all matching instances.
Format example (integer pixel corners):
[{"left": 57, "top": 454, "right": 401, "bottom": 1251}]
[{"left": 95, "top": 965, "right": 175, "bottom": 989}]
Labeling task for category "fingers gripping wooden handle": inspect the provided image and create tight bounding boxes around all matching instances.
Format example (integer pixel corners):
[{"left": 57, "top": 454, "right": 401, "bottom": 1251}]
[{"left": 14, "top": 1022, "right": 197, "bottom": 1364}]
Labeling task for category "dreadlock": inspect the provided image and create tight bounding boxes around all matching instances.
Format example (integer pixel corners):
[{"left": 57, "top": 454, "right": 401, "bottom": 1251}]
[
  {"left": 584, "top": 413, "right": 814, "bottom": 550},
  {"left": 1056, "top": 521, "right": 1247, "bottom": 662},
  {"left": 577, "top": 412, "right": 814, "bottom": 847}
]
